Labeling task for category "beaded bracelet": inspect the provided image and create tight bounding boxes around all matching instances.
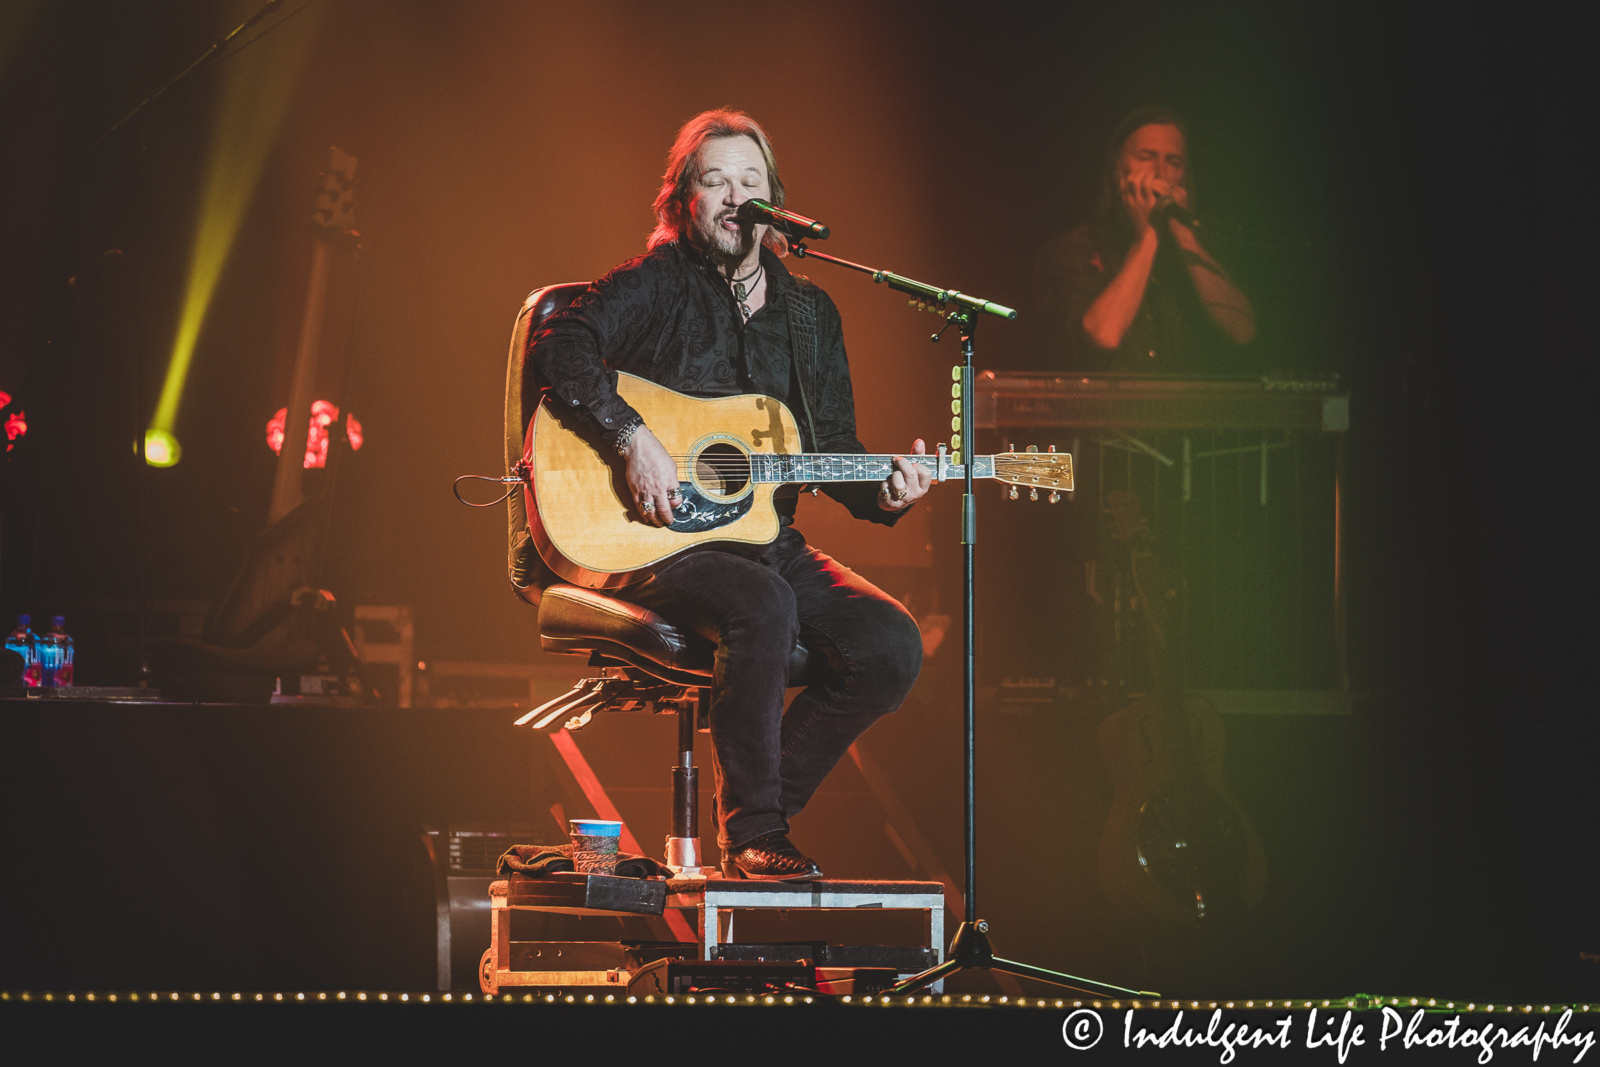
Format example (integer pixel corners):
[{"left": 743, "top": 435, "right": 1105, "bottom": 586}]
[{"left": 612, "top": 416, "right": 645, "bottom": 455}]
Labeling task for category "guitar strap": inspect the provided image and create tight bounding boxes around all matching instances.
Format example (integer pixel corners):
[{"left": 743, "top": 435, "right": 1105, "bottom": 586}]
[{"left": 784, "top": 283, "right": 821, "bottom": 450}]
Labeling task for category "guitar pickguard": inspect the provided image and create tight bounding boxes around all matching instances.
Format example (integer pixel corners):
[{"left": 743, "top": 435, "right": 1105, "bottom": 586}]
[{"left": 663, "top": 481, "right": 752, "bottom": 532}]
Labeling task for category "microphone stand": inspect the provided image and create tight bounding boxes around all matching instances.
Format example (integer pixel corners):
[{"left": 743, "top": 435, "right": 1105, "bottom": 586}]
[
  {"left": 790, "top": 239, "right": 1152, "bottom": 998},
  {"left": 90, "top": 0, "right": 288, "bottom": 150}
]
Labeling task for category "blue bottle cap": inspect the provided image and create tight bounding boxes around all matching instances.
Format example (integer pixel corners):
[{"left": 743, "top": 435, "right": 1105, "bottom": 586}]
[
  {"left": 16, "top": 614, "right": 29, "bottom": 626},
  {"left": 51, "top": 616, "right": 65, "bottom": 628}
]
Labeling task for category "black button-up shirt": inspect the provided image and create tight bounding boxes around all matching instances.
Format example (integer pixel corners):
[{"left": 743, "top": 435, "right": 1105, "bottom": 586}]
[
  {"left": 528, "top": 241, "right": 898, "bottom": 526},
  {"left": 1031, "top": 219, "right": 1233, "bottom": 372}
]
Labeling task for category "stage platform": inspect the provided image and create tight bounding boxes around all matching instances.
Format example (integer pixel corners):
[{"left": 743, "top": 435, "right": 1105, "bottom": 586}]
[
  {"left": 0, "top": 697, "right": 963, "bottom": 995},
  {"left": 6, "top": 695, "right": 1596, "bottom": 1013}
]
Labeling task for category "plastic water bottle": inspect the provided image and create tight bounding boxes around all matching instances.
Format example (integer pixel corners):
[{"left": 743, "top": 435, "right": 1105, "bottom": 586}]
[
  {"left": 5, "top": 615, "right": 41, "bottom": 687},
  {"left": 40, "top": 616, "right": 74, "bottom": 689}
]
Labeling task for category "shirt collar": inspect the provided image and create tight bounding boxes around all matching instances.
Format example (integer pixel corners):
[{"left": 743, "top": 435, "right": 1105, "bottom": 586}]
[{"left": 678, "top": 241, "right": 798, "bottom": 297}]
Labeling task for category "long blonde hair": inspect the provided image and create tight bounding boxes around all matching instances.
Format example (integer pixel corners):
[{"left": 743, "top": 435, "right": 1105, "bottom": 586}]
[{"left": 647, "top": 109, "right": 788, "bottom": 255}]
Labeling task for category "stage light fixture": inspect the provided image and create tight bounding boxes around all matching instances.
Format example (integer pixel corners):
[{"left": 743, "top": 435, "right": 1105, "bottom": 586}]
[
  {"left": 266, "top": 400, "right": 363, "bottom": 468},
  {"left": 2, "top": 390, "right": 27, "bottom": 453},
  {"left": 147, "top": 10, "right": 320, "bottom": 470},
  {"left": 143, "top": 428, "right": 181, "bottom": 467}
]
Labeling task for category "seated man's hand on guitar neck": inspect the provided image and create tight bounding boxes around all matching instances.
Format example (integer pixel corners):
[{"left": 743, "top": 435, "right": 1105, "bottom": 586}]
[
  {"left": 622, "top": 425, "right": 680, "bottom": 527},
  {"left": 879, "top": 439, "right": 932, "bottom": 512}
]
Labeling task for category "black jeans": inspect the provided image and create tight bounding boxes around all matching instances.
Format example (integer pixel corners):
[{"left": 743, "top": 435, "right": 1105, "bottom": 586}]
[{"left": 616, "top": 528, "right": 923, "bottom": 851}]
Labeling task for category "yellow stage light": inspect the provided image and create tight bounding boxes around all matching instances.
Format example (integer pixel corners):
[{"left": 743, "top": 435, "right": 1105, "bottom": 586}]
[
  {"left": 144, "top": 428, "right": 181, "bottom": 467},
  {"left": 146, "top": 3, "right": 322, "bottom": 465}
]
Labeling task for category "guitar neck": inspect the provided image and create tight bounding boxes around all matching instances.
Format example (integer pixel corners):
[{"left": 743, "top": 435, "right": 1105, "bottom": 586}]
[{"left": 749, "top": 453, "right": 988, "bottom": 484}]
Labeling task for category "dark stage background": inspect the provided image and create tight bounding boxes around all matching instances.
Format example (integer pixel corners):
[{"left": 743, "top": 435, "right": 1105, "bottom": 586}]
[{"left": 0, "top": 1, "right": 1592, "bottom": 999}]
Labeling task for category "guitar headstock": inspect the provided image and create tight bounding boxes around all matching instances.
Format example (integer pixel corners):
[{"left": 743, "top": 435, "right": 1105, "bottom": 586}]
[
  {"left": 993, "top": 445, "right": 1074, "bottom": 502},
  {"left": 312, "top": 146, "right": 359, "bottom": 237}
]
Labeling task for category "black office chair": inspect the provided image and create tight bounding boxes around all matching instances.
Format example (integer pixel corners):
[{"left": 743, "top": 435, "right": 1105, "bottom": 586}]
[{"left": 504, "top": 284, "right": 815, "bottom": 876}]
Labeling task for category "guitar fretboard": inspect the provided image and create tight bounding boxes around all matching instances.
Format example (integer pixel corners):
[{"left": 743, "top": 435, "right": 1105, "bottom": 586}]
[{"left": 748, "top": 453, "right": 992, "bottom": 484}]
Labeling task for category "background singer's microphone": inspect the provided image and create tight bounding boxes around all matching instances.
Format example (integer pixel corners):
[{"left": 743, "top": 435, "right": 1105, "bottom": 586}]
[
  {"left": 1152, "top": 196, "right": 1198, "bottom": 228},
  {"left": 736, "top": 198, "right": 830, "bottom": 240}
]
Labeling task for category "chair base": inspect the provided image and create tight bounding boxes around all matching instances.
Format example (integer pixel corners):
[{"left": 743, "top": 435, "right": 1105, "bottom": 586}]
[{"left": 665, "top": 835, "right": 710, "bottom": 878}]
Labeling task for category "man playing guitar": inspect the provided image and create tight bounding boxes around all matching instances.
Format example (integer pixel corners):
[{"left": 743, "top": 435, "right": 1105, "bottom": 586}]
[{"left": 527, "top": 110, "right": 929, "bottom": 881}]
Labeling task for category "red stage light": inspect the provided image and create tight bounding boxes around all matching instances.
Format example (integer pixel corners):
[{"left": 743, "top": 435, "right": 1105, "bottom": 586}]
[
  {"left": 1, "top": 391, "right": 25, "bottom": 453},
  {"left": 266, "top": 401, "right": 363, "bottom": 468}
]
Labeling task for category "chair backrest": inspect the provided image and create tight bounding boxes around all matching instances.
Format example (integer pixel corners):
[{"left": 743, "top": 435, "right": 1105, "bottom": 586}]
[{"left": 505, "top": 282, "right": 590, "bottom": 605}]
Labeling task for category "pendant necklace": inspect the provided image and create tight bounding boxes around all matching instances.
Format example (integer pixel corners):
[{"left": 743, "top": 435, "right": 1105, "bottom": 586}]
[{"left": 729, "top": 262, "right": 763, "bottom": 321}]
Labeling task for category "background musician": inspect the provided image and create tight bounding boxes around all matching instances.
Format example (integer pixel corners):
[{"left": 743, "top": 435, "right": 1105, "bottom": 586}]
[
  {"left": 526, "top": 110, "right": 929, "bottom": 881},
  {"left": 1033, "top": 105, "right": 1255, "bottom": 372}
]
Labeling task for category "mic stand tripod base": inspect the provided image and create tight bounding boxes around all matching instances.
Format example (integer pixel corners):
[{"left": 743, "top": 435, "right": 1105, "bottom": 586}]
[{"left": 885, "top": 920, "right": 1156, "bottom": 999}]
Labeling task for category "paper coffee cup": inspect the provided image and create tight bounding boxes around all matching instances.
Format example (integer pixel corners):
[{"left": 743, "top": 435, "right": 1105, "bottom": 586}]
[{"left": 569, "top": 819, "right": 623, "bottom": 875}]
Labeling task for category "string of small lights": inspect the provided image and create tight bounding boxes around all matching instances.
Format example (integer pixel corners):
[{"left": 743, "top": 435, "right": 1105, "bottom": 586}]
[{"left": 2, "top": 990, "right": 1595, "bottom": 1013}]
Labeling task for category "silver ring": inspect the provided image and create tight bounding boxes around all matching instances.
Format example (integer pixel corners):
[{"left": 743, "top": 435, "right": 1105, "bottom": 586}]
[
  {"left": 667, "top": 488, "right": 683, "bottom": 499},
  {"left": 890, "top": 486, "right": 906, "bottom": 501},
  {"left": 640, "top": 500, "right": 656, "bottom": 513}
]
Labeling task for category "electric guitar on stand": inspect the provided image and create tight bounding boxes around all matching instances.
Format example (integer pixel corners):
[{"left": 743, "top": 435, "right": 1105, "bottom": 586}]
[
  {"left": 521, "top": 372, "right": 1074, "bottom": 588},
  {"left": 149, "top": 149, "right": 364, "bottom": 696}
]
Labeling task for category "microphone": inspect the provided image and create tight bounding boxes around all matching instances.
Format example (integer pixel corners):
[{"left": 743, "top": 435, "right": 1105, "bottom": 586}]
[
  {"left": 736, "top": 198, "right": 830, "bottom": 241},
  {"left": 1152, "top": 196, "right": 1198, "bottom": 228}
]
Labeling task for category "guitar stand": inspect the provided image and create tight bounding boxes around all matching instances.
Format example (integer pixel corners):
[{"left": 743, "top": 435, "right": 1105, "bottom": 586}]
[{"left": 791, "top": 239, "right": 1152, "bottom": 998}]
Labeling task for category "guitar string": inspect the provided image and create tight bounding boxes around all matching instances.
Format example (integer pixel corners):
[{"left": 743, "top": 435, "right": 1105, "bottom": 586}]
[
  {"left": 652, "top": 457, "right": 1037, "bottom": 473},
  {"left": 655, "top": 452, "right": 1049, "bottom": 464},
  {"left": 656, "top": 458, "right": 1040, "bottom": 471},
  {"left": 653, "top": 455, "right": 1040, "bottom": 466}
]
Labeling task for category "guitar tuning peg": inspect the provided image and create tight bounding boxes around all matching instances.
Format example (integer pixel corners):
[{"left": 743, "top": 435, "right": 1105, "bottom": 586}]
[
  {"left": 1048, "top": 491, "right": 1061, "bottom": 504},
  {"left": 1008, "top": 485, "right": 1019, "bottom": 500},
  {"left": 1029, "top": 487, "right": 1039, "bottom": 501},
  {"left": 1026, "top": 445, "right": 1039, "bottom": 453}
]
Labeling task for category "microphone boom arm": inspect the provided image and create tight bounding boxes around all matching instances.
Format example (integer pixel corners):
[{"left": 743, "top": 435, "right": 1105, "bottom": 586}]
[{"left": 789, "top": 242, "right": 1016, "bottom": 321}]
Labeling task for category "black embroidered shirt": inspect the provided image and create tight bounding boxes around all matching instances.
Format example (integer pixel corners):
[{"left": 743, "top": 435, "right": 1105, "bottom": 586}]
[{"left": 528, "top": 241, "right": 899, "bottom": 526}]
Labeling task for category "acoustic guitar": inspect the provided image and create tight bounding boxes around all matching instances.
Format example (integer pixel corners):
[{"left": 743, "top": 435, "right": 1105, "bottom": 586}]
[
  {"left": 1096, "top": 488, "right": 1267, "bottom": 924},
  {"left": 521, "top": 372, "right": 1073, "bottom": 588}
]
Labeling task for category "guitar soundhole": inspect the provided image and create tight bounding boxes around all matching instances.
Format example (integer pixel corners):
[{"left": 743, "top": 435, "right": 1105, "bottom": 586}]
[{"left": 693, "top": 443, "right": 750, "bottom": 498}]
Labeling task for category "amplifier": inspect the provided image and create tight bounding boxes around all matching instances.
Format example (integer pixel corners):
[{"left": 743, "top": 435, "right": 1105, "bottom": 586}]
[
  {"left": 627, "top": 957, "right": 900, "bottom": 997},
  {"left": 711, "top": 941, "right": 937, "bottom": 974},
  {"left": 424, "top": 823, "right": 540, "bottom": 992}
]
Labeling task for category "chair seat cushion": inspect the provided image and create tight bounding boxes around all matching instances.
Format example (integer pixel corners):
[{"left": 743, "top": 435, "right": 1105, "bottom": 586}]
[
  {"left": 538, "top": 584, "right": 715, "bottom": 675},
  {"left": 537, "top": 584, "right": 815, "bottom": 684}
]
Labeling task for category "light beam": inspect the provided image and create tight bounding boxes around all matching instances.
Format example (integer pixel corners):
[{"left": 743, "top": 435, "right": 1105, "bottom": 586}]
[{"left": 146, "top": 3, "right": 321, "bottom": 465}]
